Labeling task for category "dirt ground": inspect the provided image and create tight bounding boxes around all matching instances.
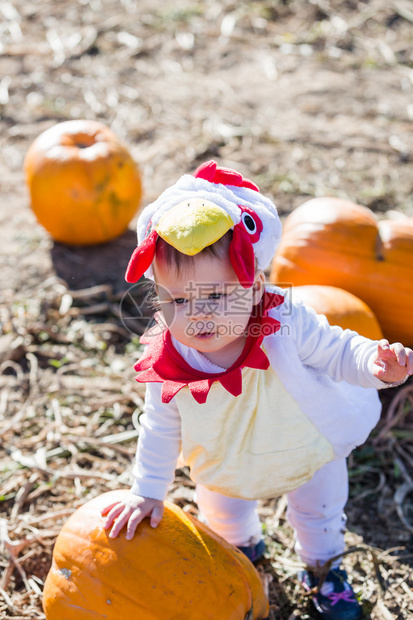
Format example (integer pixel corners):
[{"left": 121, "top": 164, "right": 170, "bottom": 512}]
[{"left": 1, "top": 0, "right": 413, "bottom": 618}]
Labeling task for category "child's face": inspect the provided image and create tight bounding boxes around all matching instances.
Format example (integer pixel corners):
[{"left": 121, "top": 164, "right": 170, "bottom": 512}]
[{"left": 153, "top": 253, "right": 264, "bottom": 366}]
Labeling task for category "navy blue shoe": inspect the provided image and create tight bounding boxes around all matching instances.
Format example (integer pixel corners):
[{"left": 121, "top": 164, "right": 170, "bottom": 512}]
[
  {"left": 299, "top": 567, "right": 362, "bottom": 620},
  {"left": 237, "top": 539, "right": 266, "bottom": 563}
]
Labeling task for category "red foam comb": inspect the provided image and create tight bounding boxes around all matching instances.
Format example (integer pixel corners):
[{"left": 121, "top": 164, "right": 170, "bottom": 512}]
[{"left": 194, "top": 160, "right": 259, "bottom": 192}]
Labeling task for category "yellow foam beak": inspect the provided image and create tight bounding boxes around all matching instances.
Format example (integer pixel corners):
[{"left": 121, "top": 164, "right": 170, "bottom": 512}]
[{"left": 155, "top": 198, "right": 234, "bottom": 256}]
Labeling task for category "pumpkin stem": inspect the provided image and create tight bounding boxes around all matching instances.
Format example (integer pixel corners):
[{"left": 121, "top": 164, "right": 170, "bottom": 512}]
[{"left": 73, "top": 133, "right": 96, "bottom": 149}]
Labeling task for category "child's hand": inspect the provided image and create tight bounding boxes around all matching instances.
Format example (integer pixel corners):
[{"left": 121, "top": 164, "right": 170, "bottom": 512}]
[
  {"left": 100, "top": 494, "right": 164, "bottom": 540},
  {"left": 371, "top": 339, "right": 413, "bottom": 384}
]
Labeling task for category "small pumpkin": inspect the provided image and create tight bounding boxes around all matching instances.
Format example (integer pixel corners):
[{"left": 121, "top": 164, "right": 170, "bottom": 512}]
[
  {"left": 270, "top": 197, "right": 413, "bottom": 345},
  {"left": 24, "top": 120, "right": 142, "bottom": 245},
  {"left": 42, "top": 490, "right": 269, "bottom": 620},
  {"left": 287, "top": 285, "right": 383, "bottom": 340}
]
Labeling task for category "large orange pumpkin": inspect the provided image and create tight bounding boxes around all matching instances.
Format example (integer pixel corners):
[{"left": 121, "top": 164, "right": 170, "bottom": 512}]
[
  {"left": 287, "top": 285, "right": 383, "bottom": 340},
  {"left": 43, "top": 491, "right": 269, "bottom": 620},
  {"left": 24, "top": 120, "right": 142, "bottom": 245},
  {"left": 270, "top": 197, "right": 413, "bottom": 345}
]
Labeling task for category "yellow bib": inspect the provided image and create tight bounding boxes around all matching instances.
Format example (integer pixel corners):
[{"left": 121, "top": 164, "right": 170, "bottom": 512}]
[{"left": 175, "top": 365, "right": 334, "bottom": 499}]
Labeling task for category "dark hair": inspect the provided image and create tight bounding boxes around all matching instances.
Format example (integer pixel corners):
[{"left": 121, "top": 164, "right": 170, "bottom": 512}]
[{"left": 154, "top": 230, "right": 233, "bottom": 275}]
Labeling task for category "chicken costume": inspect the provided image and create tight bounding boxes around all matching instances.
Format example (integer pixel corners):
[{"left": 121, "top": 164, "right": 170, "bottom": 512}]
[{"left": 125, "top": 161, "right": 387, "bottom": 566}]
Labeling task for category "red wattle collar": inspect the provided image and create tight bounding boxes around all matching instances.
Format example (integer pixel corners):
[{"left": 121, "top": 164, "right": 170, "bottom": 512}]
[{"left": 134, "top": 291, "right": 284, "bottom": 404}]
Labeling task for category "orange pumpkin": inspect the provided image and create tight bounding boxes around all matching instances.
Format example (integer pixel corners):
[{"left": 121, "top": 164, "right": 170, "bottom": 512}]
[
  {"left": 24, "top": 120, "right": 142, "bottom": 245},
  {"left": 270, "top": 197, "right": 413, "bottom": 345},
  {"left": 43, "top": 491, "right": 269, "bottom": 620},
  {"left": 287, "top": 285, "right": 383, "bottom": 340}
]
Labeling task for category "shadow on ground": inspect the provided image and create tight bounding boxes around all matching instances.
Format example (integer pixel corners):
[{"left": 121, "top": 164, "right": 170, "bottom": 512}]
[{"left": 50, "top": 228, "right": 137, "bottom": 292}]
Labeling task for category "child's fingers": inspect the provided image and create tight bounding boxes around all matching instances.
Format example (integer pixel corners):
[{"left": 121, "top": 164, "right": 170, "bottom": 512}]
[
  {"left": 102, "top": 497, "right": 164, "bottom": 540},
  {"left": 377, "top": 339, "right": 390, "bottom": 354},
  {"left": 100, "top": 501, "right": 120, "bottom": 517},
  {"left": 377, "top": 340, "right": 406, "bottom": 364},
  {"left": 392, "top": 343, "right": 406, "bottom": 366},
  {"left": 387, "top": 343, "right": 413, "bottom": 372},
  {"left": 150, "top": 503, "right": 164, "bottom": 528},
  {"left": 109, "top": 507, "right": 132, "bottom": 538},
  {"left": 102, "top": 503, "right": 125, "bottom": 530},
  {"left": 377, "top": 339, "right": 397, "bottom": 361},
  {"left": 125, "top": 508, "right": 147, "bottom": 540}
]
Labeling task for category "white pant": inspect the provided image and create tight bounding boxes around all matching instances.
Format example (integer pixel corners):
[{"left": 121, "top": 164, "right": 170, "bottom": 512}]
[{"left": 196, "top": 459, "right": 348, "bottom": 568}]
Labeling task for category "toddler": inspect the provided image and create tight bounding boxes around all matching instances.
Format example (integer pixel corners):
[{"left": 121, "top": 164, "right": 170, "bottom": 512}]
[{"left": 102, "top": 161, "right": 412, "bottom": 620}]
